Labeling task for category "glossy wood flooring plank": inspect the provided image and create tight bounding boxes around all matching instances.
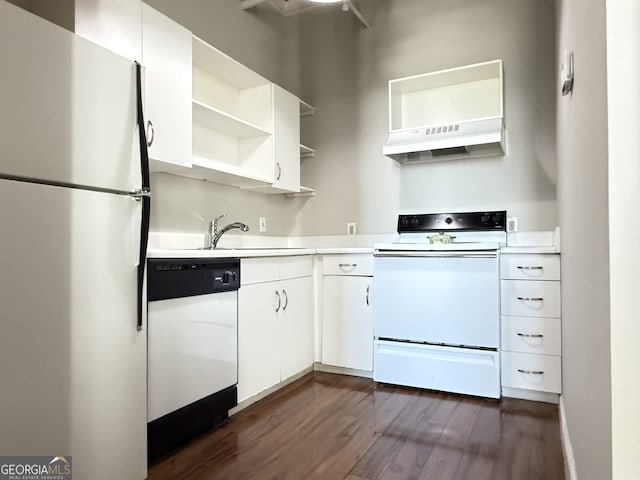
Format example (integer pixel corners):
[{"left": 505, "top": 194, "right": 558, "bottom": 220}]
[
  {"left": 415, "top": 398, "right": 483, "bottom": 479},
  {"left": 148, "top": 372, "right": 565, "bottom": 480},
  {"left": 376, "top": 393, "right": 460, "bottom": 480},
  {"left": 452, "top": 402, "right": 502, "bottom": 480},
  {"left": 349, "top": 390, "right": 437, "bottom": 479}
]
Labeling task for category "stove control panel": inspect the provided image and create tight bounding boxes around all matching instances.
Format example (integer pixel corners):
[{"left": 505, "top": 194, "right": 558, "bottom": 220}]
[{"left": 397, "top": 211, "right": 507, "bottom": 233}]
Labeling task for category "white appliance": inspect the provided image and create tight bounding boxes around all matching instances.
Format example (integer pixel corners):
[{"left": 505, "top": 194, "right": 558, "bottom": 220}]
[
  {"left": 0, "top": 3, "right": 150, "bottom": 479},
  {"left": 373, "top": 211, "right": 506, "bottom": 398},
  {"left": 146, "top": 258, "right": 240, "bottom": 460}
]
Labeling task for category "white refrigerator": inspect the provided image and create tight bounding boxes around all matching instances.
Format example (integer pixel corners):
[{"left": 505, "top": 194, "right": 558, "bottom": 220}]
[{"left": 0, "top": 2, "right": 150, "bottom": 479}]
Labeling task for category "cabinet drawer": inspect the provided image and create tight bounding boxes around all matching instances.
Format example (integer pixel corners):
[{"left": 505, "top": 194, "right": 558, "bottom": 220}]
[
  {"left": 501, "top": 315, "right": 561, "bottom": 355},
  {"left": 241, "top": 257, "right": 280, "bottom": 285},
  {"left": 323, "top": 254, "right": 373, "bottom": 276},
  {"left": 242, "top": 256, "right": 312, "bottom": 285},
  {"left": 501, "top": 352, "right": 561, "bottom": 393},
  {"left": 501, "top": 280, "right": 561, "bottom": 318},
  {"left": 501, "top": 254, "right": 560, "bottom": 280},
  {"left": 279, "top": 255, "right": 313, "bottom": 280}
]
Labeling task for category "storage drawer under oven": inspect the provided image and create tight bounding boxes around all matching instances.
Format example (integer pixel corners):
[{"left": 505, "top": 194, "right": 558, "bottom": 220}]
[{"left": 374, "top": 340, "right": 500, "bottom": 398}]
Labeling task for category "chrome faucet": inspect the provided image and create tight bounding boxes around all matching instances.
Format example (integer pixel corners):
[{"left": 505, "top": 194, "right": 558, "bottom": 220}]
[{"left": 208, "top": 214, "right": 249, "bottom": 249}]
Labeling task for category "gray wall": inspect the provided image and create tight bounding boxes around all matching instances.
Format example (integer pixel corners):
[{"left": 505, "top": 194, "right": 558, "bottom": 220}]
[
  {"left": 146, "top": 0, "right": 558, "bottom": 237},
  {"left": 286, "top": 0, "right": 557, "bottom": 235},
  {"left": 556, "top": 0, "right": 611, "bottom": 478}
]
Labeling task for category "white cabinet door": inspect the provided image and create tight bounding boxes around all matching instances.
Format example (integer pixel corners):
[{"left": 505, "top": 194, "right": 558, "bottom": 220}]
[
  {"left": 142, "top": 4, "right": 192, "bottom": 171},
  {"left": 75, "top": 0, "right": 142, "bottom": 61},
  {"left": 280, "top": 276, "right": 314, "bottom": 380},
  {"left": 271, "top": 85, "right": 300, "bottom": 192},
  {"left": 322, "top": 276, "right": 373, "bottom": 371},
  {"left": 237, "top": 282, "right": 281, "bottom": 402}
]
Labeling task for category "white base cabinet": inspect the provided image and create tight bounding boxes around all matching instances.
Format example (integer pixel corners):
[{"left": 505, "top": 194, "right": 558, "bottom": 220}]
[
  {"left": 321, "top": 254, "right": 374, "bottom": 373},
  {"left": 322, "top": 276, "right": 373, "bottom": 371},
  {"left": 238, "top": 256, "right": 313, "bottom": 403},
  {"left": 500, "top": 253, "right": 562, "bottom": 400}
]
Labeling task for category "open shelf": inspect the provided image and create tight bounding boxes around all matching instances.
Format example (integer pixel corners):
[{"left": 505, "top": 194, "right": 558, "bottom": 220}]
[
  {"left": 299, "top": 143, "right": 315, "bottom": 159},
  {"left": 389, "top": 60, "right": 503, "bottom": 131},
  {"left": 285, "top": 186, "right": 316, "bottom": 198},
  {"left": 192, "top": 99, "right": 271, "bottom": 138},
  {"left": 299, "top": 99, "right": 315, "bottom": 117}
]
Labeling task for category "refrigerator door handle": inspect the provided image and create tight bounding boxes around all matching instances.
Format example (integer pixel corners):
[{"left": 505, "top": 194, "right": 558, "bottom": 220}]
[
  {"left": 134, "top": 61, "right": 151, "bottom": 332},
  {"left": 135, "top": 62, "right": 151, "bottom": 193},
  {"left": 135, "top": 195, "right": 150, "bottom": 331}
]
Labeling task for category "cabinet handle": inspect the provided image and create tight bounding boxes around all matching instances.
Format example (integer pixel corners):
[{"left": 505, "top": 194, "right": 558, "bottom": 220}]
[
  {"left": 339, "top": 263, "right": 357, "bottom": 272},
  {"left": 366, "top": 285, "right": 370, "bottom": 306},
  {"left": 146, "top": 120, "right": 155, "bottom": 147},
  {"left": 516, "top": 266, "right": 544, "bottom": 270},
  {"left": 517, "top": 333, "right": 544, "bottom": 338},
  {"left": 517, "top": 297, "right": 544, "bottom": 302},
  {"left": 276, "top": 162, "right": 282, "bottom": 181},
  {"left": 282, "top": 289, "right": 289, "bottom": 311},
  {"left": 275, "top": 290, "right": 281, "bottom": 313},
  {"left": 518, "top": 369, "right": 544, "bottom": 375}
]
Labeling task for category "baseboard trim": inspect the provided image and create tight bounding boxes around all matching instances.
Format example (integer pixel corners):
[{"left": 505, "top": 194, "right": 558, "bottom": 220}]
[
  {"left": 559, "top": 395, "right": 578, "bottom": 480},
  {"left": 313, "top": 362, "right": 373, "bottom": 378},
  {"left": 230, "top": 367, "right": 314, "bottom": 415}
]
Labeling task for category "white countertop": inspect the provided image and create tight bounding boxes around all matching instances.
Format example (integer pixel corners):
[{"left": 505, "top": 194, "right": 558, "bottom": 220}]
[
  {"left": 147, "top": 230, "right": 560, "bottom": 259},
  {"left": 147, "top": 248, "right": 316, "bottom": 259},
  {"left": 315, "top": 247, "right": 375, "bottom": 254}
]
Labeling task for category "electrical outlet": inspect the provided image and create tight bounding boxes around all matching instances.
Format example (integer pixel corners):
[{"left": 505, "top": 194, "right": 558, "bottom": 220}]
[
  {"left": 259, "top": 217, "right": 267, "bottom": 233},
  {"left": 347, "top": 222, "right": 357, "bottom": 235},
  {"left": 507, "top": 216, "right": 518, "bottom": 233}
]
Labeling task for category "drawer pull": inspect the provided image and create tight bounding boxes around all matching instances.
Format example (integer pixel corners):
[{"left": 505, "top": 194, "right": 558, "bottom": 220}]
[
  {"left": 275, "top": 290, "right": 282, "bottom": 313},
  {"left": 517, "top": 333, "right": 544, "bottom": 338},
  {"left": 517, "top": 266, "right": 544, "bottom": 270},
  {"left": 518, "top": 369, "right": 544, "bottom": 375},
  {"left": 517, "top": 296, "right": 544, "bottom": 302},
  {"left": 339, "top": 263, "right": 357, "bottom": 267}
]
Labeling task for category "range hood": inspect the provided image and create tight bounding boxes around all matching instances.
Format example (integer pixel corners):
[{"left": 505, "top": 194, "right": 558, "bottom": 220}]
[{"left": 383, "top": 117, "right": 505, "bottom": 164}]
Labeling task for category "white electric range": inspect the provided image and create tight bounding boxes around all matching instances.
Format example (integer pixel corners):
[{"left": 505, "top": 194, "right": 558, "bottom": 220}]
[{"left": 373, "top": 211, "right": 507, "bottom": 398}]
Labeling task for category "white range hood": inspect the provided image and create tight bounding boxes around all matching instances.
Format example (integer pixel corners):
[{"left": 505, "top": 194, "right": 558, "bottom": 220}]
[
  {"left": 384, "top": 60, "right": 505, "bottom": 164},
  {"left": 383, "top": 117, "right": 505, "bottom": 163}
]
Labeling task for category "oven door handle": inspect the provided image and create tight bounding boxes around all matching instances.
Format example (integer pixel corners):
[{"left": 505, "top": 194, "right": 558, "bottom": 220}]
[{"left": 374, "top": 251, "right": 498, "bottom": 259}]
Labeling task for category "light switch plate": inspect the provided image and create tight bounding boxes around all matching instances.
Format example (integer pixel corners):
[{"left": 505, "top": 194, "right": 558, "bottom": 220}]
[
  {"left": 507, "top": 216, "right": 518, "bottom": 233},
  {"left": 347, "top": 222, "right": 357, "bottom": 235},
  {"left": 259, "top": 217, "right": 267, "bottom": 233}
]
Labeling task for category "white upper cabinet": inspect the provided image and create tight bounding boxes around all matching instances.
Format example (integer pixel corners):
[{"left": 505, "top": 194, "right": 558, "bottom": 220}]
[
  {"left": 142, "top": 4, "right": 192, "bottom": 171},
  {"left": 389, "top": 60, "right": 503, "bottom": 131},
  {"left": 75, "top": 0, "right": 142, "bottom": 61},
  {"left": 384, "top": 60, "right": 505, "bottom": 163},
  {"left": 245, "top": 85, "right": 300, "bottom": 194}
]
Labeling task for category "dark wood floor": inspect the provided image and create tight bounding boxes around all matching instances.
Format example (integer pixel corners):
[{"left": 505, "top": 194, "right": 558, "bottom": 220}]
[{"left": 148, "top": 372, "right": 565, "bottom": 480}]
